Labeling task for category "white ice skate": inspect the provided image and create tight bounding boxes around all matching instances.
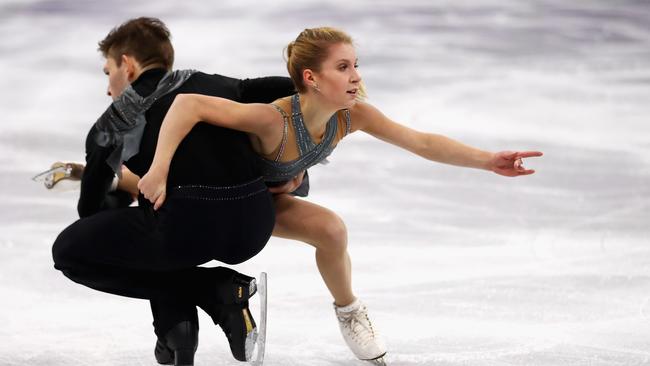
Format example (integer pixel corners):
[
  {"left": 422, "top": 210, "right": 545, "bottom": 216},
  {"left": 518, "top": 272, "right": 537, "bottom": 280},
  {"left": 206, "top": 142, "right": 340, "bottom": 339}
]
[
  {"left": 32, "top": 161, "right": 84, "bottom": 189},
  {"left": 335, "top": 300, "right": 387, "bottom": 365}
]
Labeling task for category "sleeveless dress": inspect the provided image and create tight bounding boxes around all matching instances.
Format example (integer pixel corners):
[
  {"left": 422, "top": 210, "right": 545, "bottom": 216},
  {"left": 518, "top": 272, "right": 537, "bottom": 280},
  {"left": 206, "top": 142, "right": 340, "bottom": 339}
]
[{"left": 258, "top": 93, "right": 352, "bottom": 196}]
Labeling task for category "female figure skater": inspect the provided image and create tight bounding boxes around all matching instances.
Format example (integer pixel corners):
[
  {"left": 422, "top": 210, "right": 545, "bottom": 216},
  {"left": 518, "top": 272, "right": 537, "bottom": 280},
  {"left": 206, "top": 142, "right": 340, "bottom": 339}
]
[{"left": 138, "top": 27, "right": 543, "bottom": 363}]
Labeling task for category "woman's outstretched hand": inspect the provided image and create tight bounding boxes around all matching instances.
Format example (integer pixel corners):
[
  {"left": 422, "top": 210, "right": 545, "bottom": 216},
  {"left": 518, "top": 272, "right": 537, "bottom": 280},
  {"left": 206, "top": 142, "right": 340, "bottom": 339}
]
[
  {"left": 138, "top": 165, "right": 169, "bottom": 210},
  {"left": 490, "top": 151, "right": 543, "bottom": 177}
]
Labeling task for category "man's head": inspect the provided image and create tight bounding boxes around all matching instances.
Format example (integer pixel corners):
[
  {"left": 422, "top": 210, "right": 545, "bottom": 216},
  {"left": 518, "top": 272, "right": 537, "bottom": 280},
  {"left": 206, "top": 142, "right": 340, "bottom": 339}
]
[{"left": 98, "top": 17, "right": 174, "bottom": 100}]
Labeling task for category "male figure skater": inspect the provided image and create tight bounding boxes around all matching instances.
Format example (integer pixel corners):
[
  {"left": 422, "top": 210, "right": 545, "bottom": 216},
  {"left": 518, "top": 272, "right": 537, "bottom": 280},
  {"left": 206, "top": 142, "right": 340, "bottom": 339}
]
[{"left": 52, "top": 17, "right": 294, "bottom": 365}]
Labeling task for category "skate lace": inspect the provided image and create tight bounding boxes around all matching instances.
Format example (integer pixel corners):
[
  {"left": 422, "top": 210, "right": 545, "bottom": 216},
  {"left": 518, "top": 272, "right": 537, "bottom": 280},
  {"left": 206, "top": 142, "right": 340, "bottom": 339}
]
[{"left": 337, "top": 305, "right": 377, "bottom": 347}]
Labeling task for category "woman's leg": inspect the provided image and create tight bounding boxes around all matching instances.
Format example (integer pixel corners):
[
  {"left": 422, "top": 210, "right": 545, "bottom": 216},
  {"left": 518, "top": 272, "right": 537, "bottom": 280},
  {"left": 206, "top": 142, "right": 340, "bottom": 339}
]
[
  {"left": 272, "top": 193, "right": 355, "bottom": 306},
  {"left": 271, "top": 193, "right": 387, "bottom": 361}
]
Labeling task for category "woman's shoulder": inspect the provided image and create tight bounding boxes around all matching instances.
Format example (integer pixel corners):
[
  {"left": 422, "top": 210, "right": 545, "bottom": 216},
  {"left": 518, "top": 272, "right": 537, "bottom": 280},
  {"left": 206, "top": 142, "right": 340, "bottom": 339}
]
[
  {"left": 348, "top": 100, "right": 383, "bottom": 131},
  {"left": 349, "top": 100, "right": 380, "bottom": 114},
  {"left": 271, "top": 96, "right": 292, "bottom": 111}
]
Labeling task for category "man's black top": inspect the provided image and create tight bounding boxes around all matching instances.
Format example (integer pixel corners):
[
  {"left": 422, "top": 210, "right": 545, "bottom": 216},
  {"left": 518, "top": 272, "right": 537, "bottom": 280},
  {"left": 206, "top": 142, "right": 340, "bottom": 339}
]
[{"left": 79, "top": 69, "right": 294, "bottom": 217}]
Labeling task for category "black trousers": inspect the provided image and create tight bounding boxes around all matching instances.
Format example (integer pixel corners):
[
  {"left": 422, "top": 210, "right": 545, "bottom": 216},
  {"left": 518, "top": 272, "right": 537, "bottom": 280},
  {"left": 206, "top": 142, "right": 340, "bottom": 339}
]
[{"left": 52, "top": 178, "right": 275, "bottom": 335}]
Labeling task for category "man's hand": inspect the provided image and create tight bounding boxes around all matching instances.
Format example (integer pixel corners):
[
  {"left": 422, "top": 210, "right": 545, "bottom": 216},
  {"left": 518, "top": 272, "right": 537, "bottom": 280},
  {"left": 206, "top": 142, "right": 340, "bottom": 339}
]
[
  {"left": 137, "top": 165, "right": 169, "bottom": 210},
  {"left": 490, "top": 151, "right": 543, "bottom": 177},
  {"left": 268, "top": 171, "right": 305, "bottom": 194}
]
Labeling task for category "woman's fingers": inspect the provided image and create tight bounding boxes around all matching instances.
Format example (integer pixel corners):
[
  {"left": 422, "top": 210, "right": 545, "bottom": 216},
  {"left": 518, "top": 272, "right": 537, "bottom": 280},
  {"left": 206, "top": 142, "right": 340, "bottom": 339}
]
[
  {"left": 516, "top": 151, "right": 543, "bottom": 159},
  {"left": 154, "top": 191, "right": 166, "bottom": 210}
]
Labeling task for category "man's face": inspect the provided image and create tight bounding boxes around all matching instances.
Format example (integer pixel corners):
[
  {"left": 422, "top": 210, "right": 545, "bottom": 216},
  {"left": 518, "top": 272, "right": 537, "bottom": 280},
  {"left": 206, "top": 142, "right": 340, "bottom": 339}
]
[{"left": 103, "top": 56, "right": 130, "bottom": 100}]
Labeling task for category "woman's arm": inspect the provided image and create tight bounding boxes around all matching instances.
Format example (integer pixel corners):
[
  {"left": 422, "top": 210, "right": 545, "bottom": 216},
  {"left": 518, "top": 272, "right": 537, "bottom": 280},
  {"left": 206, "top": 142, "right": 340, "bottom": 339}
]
[
  {"left": 138, "top": 94, "right": 282, "bottom": 209},
  {"left": 153, "top": 94, "right": 279, "bottom": 167},
  {"left": 350, "top": 101, "right": 542, "bottom": 175}
]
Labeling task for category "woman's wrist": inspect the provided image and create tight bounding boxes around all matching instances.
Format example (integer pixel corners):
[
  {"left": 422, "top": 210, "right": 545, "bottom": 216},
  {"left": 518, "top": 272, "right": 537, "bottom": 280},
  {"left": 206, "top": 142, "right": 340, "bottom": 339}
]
[
  {"left": 149, "top": 159, "right": 170, "bottom": 176},
  {"left": 481, "top": 152, "right": 496, "bottom": 171}
]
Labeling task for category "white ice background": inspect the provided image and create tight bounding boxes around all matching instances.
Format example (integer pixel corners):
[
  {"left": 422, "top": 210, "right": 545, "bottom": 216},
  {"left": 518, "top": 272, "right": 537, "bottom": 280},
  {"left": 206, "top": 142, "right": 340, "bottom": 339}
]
[{"left": 0, "top": 1, "right": 649, "bottom": 365}]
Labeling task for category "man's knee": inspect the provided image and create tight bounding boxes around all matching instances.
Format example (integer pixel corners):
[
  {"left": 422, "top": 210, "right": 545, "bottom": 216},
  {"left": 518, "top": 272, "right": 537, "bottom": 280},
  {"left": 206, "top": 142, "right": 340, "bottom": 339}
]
[{"left": 51, "top": 223, "right": 82, "bottom": 271}]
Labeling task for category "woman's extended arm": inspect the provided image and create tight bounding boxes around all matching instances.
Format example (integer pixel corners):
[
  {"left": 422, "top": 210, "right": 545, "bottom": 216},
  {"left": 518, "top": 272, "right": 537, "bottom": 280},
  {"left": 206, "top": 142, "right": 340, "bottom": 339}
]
[
  {"left": 350, "top": 101, "right": 542, "bottom": 176},
  {"left": 138, "top": 94, "right": 281, "bottom": 209}
]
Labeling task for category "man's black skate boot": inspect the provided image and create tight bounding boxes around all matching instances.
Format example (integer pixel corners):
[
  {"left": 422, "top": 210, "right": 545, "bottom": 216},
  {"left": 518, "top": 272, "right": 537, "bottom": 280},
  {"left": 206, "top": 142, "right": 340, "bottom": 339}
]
[
  {"left": 154, "top": 321, "right": 198, "bottom": 366},
  {"left": 214, "top": 302, "right": 257, "bottom": 361},
  {"left": 216, "top": 269, "right": 257, "bottom": 305},
  {"left": 201, "top": 269, "right": 258, "bottom": 361},
  {"left": 154, "top": 339, "right": 173, "bottom": 365}
]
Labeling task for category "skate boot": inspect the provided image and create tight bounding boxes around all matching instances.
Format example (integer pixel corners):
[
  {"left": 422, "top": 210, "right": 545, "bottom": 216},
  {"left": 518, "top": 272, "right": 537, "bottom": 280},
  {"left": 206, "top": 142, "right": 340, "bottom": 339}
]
[
  {"left": 154, "top": 320, "right": 199, "bottom": 366},
  {"left": 215, "top": 302, "right": 257, "bottom": 361},
  {"left": 201, "top": 269, "right": 258, "bottom": 362},
  {"left": 32, "top": 161, "right": 84, "bottom": 189},
  {"left": 154, "top": 339, "right": 173, "bottom": 365},
  {"left": 335, "top": 299, "right": 387, "bottom": 363}
]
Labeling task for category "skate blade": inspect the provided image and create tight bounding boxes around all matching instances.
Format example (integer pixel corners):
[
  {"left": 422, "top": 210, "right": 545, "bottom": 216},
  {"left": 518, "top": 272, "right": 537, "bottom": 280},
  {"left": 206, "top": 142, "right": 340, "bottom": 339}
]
[
  {"left": 367, "top": 356, "right": 387, "bottom": 366},
  {"left": 245, "top": 326, "right": 258, "bottom": 361},
  {"left": 32, "top": 166, "right": 67, "bottom": 183},
  {"left": 250, "top": 272, "right": 267, "bottom": 366}
]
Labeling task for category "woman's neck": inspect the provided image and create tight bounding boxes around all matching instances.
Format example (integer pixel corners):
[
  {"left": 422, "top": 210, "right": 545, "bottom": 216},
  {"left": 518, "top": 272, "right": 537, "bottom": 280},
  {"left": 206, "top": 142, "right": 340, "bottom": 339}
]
[{"left": 298, "top": 92, "right": 339, "bottom": 136}]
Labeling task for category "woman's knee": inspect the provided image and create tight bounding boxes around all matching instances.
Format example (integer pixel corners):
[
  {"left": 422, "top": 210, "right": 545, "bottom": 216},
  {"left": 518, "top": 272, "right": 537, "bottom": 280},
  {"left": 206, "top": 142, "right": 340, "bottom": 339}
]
[
  {"left": 315, "top": 213, "right": 348, "bottom": 254},
  {"left": 273, "top": 195, "right": 348, "bottom": 253}
]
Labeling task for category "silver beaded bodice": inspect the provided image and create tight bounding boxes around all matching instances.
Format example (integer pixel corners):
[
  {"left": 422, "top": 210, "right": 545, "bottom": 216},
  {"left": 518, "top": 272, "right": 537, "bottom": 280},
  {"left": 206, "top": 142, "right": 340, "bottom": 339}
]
[{"left": 258, "top": 94, "right": 351, "bottom": 182}]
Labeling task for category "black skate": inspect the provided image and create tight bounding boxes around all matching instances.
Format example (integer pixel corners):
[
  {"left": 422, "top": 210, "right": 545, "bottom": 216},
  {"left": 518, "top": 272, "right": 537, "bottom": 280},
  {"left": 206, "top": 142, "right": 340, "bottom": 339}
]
[
  {"left": 154, "top": 320, "right": 199, "bottom": 366},
  {"left": 201, "top": 270, "right": 266, "bottom": 363}
]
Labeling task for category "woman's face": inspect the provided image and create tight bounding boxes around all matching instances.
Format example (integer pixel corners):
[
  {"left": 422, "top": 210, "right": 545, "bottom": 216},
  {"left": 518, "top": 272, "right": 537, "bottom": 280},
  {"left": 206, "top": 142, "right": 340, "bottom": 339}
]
[{"left": 312, "top": 42, "right": 362, "bottom": 109}]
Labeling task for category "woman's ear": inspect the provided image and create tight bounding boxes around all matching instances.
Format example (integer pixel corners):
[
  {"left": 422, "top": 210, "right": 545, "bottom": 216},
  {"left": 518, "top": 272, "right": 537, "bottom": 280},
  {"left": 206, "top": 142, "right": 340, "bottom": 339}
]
[{"left": 303, "top": 68, "right": 317, "bottom": 88}]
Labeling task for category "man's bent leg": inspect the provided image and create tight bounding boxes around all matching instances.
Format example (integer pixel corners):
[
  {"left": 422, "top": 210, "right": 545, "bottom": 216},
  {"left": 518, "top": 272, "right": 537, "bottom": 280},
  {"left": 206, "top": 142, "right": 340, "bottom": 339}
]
[{"left": 150, "top": 300, "right": 199, "bottom": 365}]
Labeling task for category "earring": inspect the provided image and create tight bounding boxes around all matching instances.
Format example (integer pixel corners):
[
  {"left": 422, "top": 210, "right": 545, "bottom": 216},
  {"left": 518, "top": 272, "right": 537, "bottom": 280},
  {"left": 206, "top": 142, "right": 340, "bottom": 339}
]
[{"left": 312, "top": 83, "right": 320, "bottom": 92}]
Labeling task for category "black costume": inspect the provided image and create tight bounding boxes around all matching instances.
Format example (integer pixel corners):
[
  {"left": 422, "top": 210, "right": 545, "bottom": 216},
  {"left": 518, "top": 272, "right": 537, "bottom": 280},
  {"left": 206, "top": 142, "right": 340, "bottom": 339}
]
[
  {"left": 76, "top": 70, "right": 293, "bottom": 217},
  {"left": 52, "top": 69, "right": 294, "bottom": 359}
]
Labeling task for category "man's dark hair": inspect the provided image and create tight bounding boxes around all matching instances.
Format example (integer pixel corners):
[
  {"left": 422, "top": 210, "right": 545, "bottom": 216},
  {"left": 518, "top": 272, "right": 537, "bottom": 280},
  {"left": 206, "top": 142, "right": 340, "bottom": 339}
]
[{"left": 98, "top": 17, "right": 174, "bottom": 70}]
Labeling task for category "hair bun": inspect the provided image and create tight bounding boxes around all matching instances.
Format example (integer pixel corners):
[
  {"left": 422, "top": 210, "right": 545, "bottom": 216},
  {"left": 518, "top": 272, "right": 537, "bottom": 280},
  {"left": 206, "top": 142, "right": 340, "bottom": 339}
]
[{"left": 286, "top": 42, "right": 294, "bottom": 59}]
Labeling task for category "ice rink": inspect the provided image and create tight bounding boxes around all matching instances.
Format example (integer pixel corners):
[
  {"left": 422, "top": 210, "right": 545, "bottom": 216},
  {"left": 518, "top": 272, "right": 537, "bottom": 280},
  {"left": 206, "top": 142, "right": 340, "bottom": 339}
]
[{"left": 1, "top": 1, "right": 649, "bottom": 365}]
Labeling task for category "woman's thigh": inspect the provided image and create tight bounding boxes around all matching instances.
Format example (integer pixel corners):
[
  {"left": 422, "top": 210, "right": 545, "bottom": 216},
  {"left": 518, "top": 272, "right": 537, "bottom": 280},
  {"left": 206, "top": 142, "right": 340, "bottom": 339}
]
[{"left": 272, "top": 194, "right": 347, "bottom": 249}]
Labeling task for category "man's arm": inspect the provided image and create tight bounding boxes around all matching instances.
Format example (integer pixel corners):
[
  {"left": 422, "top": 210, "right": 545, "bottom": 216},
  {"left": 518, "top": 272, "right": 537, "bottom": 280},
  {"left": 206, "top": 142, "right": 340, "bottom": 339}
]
[
  {"left": 238, "top": 76, "right": 295, "bottom": 104},
  {"left": 77, "top": 126, "right": 119, "bottom": 217}
]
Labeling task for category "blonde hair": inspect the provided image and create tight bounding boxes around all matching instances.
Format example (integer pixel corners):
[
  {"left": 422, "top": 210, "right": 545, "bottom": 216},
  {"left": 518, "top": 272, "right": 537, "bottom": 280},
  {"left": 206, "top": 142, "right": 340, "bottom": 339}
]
[{"left": 286, "top": 27, "right": 366, "bottom": 98}]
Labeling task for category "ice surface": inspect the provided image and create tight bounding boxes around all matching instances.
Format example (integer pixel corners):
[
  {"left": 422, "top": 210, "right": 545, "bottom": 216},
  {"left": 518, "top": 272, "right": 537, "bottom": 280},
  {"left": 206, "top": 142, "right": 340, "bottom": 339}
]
[{"left": 1, "top": 0, "right": 649, "bottom": 365}]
